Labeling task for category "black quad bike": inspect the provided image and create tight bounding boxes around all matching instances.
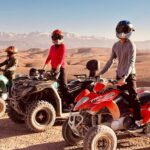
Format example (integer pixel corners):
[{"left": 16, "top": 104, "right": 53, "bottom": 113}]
[{"left": 7, "top": 60, "right": 99, "bottom": 132}]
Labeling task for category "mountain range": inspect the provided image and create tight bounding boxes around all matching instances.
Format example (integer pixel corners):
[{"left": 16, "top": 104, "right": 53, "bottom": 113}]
[{"left": 0, "top": 32, "right": 150, "bottom": 50}]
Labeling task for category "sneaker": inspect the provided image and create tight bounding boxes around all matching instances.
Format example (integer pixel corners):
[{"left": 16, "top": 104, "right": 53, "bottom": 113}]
[{"left": 128, "top": 120, "right": 143, "bottom": 133}]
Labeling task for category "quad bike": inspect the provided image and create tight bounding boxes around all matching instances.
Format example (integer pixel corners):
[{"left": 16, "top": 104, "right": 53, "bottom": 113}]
[
  {"left": 0, "top": 70, "right": 9, "bottom": 117},
  {"left": 7, "top": 59, "right": 99, "bottom": 132},
  {"left": 62, "top": 78, "right": 150, "bottom": 150}
]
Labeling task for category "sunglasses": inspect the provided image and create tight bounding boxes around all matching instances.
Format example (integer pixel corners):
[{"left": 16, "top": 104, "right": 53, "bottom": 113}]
[
  {"left": 51, "top": 34, "right": 63, "bottom": 40},
  {"left": 116, "top": 25, "right": 132, "bottom": 34}
]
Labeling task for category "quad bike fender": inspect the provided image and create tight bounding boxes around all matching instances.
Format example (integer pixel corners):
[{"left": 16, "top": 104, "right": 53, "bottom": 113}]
[
  {"left": 75, "top": 89, "right": 90, "bottom": 103},
  {"left": 49, "top": 86, "right": 62, "bottom": 117},
  {"left": 141, "top": 103, "right": 150, "bottom": 124},
  {"left": 34, "top": 80, "right": 56, "bottom": 92},
  {"left": 90, "top": 100, "right": 120, "bottom": 120}
]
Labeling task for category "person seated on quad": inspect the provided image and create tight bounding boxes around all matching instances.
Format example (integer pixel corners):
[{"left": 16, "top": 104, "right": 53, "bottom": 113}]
[
  {"left": 43, "top": 29, "right": 73, "bottom": 109},
  {"left": 97, "top": 20, "right": 142, "bottom": 132},
  {"left": 0, "top": 46, "right": 18, "bottom": 87}
]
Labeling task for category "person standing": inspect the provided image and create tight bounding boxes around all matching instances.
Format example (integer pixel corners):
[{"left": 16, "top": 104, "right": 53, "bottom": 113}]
[
  {"left": 97, "top": 20, "right": 142, "bottom": 132},
  {"left": 43, "top": 29, "right": 67, "bottom": 86},
  {"left": 43, "top": 29, "right": 74, "bottom": 109}
]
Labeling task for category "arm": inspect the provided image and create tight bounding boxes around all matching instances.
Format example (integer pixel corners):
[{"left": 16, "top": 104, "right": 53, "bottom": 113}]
[
  {"left": 99, "top": 46, "right": 116, "bottom": 75},
  {"left": 0, "top": 60, "right": 8, "bottom": 67},
  {"left": 124, "top": 43, "right": 136, "bottom": 79},
  {"left": 43, "top": 47, "right": 52, "bottom": 69}
]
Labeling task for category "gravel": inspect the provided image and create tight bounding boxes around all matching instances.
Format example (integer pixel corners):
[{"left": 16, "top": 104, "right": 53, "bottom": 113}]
[{"left": 0, "top": 115, "right": 150, "bottom": 150}]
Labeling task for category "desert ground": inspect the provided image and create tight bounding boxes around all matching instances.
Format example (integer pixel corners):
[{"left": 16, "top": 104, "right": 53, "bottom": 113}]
[{"left": 0, "top": 48, "right": 150, "bottom": 150}]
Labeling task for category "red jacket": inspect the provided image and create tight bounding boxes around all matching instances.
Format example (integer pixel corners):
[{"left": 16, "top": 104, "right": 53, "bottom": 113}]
[{"left": 45, "top": 44, "right": 66, "bottom": 68}]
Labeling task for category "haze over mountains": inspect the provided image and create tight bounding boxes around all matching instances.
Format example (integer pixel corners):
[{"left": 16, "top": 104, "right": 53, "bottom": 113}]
[{"left": 0, "top": 32, "right": 150, "bottom": 50}]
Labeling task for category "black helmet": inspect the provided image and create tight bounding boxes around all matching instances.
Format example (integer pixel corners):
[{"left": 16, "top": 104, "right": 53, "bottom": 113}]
[{"left": 116, "top": 20, "right": 135, "bottom": 39}]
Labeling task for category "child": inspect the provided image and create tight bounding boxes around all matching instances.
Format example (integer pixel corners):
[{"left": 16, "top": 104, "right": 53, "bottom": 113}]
[{"left": 0, "top": 46, "right": 18, "bottom": 86}]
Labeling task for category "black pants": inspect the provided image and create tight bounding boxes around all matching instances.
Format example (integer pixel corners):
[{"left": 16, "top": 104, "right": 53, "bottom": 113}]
[{"left": 117, "top": 74, "right": 142, "bottom": 121}]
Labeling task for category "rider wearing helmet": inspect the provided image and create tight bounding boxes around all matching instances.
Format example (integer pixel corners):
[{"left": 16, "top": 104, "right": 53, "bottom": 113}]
[
  {"left": 43, "top": 29, "right": 66, "bottom": 83},
  {"left": 97, "top": 20, "right": 142, "bottom": 132},
  {"left": 43, "top": 29, "right": 73, "bottom": 109},
  {"left": 0, "top": 46, "right": 18, "bottom": 85}
]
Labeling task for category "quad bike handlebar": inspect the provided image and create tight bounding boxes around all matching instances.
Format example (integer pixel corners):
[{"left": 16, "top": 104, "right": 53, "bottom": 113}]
[
  {"left": 73, "top": 74, "right": 87, "bottom": 78},
  {"left": 29, "top": 68, "right": 60, "bottom": 81},
  {"left": 95, "top": 75, "right": 126, "bottom": 86}
]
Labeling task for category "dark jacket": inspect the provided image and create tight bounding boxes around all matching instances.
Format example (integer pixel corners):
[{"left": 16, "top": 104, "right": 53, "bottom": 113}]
[{"left": 0, "top": 56, "right": 18, "bottom": 80}]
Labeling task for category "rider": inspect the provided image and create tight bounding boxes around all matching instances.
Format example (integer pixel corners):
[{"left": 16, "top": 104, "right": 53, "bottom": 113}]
[
  {"left": 43, "top": 29, "right": 73, "bottom": 108},
  {"left": 97, "top": 20, "right": 142, "bottom": 132},
  {"left": 0, "top": 46, "right": 18, "bottom": 86}
]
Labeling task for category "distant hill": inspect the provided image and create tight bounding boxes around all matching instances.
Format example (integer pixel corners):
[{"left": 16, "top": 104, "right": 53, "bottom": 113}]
[
  {"left": 0, "top": 32, "right": 150, "bottom": 50},
  {"left": 0, "top": 47, "right": 150, "bottom": 87}
]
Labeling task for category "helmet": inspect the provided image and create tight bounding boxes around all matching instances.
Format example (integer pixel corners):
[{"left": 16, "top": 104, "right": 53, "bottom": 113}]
[
  {"left": 51, "top": 29, "right": 64, "bottom": 45},
  {"left": 116, "top": 20, "right": 135, "bottom": 39},
  {"left": 5, "top": 46, "right": 18, "bottom": 54},
  {"left": 52, "top": 29, "right": 63, "bottom": 36}
]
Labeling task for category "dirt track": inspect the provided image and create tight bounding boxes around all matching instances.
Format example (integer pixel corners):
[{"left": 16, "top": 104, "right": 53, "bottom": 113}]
[{"left": 0, "top": 115, "right": 150, "bottom": 150}]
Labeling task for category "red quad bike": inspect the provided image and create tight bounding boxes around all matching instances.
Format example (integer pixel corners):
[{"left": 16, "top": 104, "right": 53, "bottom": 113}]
[{"left": 62, "top": 78, "right": 150, "bottom": 150}]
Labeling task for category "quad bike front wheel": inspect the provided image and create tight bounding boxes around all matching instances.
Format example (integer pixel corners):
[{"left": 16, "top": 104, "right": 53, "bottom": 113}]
[
  {"left": 84, "top": 125, "right": 117, "bottom": 150},
  {"left": 62, "top": 119, "right": 83, "bottom": 146},
  {"left": 25, "top": 100, "right": 56, "bottom": 132},
  {"left": 0, "top": 98, "right": 6, "bottom": 118},
  {"left": 7, "top": 106, "right": 25, "bottom": 123}
]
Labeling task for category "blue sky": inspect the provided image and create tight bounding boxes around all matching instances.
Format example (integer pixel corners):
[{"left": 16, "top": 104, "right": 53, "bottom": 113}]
[{"left": 0, "top": 0, "right": 150, "bottom": 40}]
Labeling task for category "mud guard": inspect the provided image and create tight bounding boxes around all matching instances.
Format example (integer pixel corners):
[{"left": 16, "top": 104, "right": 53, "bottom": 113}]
[
  {"left": 50, "top": 86, "right": 62, "bottom": 117},
  {"left": 90, "top": 101, "right": 120, "bottom": 120},
  {"left": 75, "top": 89, "right": 90, "bottom": 103}
]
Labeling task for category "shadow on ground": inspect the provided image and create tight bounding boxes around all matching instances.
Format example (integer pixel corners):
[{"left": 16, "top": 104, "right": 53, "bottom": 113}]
[
  {"left": 15, "top": 141, "right": 83, "bottom": 150},
  {"left": 0, "top": 117, "right": 31, "bottom": 139}
]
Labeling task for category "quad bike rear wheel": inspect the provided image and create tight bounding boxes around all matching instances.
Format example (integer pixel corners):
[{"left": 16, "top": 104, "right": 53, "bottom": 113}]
[
  {"left": 62, "top": 119, "right": 83, "bottom": 146},
  {"left": 7, "top": 106, "right": 25, "bottom": 123},
  {"left": 84, "top": 125, "right": 117, "bottom": 150},
  {"left": 0, "top": 98, "right": 6, "bottom": 118},
  {"left": 25, "top": 100, "right": 56, "bottom": 132}
]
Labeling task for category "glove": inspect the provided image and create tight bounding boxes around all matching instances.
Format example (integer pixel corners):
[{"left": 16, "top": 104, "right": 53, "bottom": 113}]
[{"left": 117, "top": 78, "right": 126, "bottom": 85}]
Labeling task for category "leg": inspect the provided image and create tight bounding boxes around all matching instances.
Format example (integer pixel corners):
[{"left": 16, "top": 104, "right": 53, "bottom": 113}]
[
  {"left": 126, "top": 74, "right": 141, "bottom": 121},
  {"left": 58, "top": 68, "right": 74, "bottom": 104}
]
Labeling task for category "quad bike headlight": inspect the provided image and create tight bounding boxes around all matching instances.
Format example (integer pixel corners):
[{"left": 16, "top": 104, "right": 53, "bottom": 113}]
[{"left": 74, "top": 97, "right": 89, "bottom": 111}]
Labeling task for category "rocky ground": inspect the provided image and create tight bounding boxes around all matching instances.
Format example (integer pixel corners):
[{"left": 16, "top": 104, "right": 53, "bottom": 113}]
[{"left": 0, "top": 115, "right": 150, "bottom": 150}]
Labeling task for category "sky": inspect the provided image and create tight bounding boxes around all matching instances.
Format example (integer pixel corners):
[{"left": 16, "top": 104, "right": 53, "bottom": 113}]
[{"left": 0, "top": 0, "right": 150, "bottom": 41}]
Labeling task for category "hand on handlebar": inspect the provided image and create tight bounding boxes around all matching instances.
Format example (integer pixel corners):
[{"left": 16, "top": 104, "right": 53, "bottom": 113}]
[
  {"left": 108, "top": 78, "right": 126, "bottom": 86},
  {"left": 116, "top": 78, "right": 126, "bottom": 86}
]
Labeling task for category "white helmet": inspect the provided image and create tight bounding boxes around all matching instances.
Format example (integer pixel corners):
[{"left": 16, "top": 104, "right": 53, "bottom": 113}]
[{"left": 116, "top": 20, "right": 135, "bottom": 39}]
